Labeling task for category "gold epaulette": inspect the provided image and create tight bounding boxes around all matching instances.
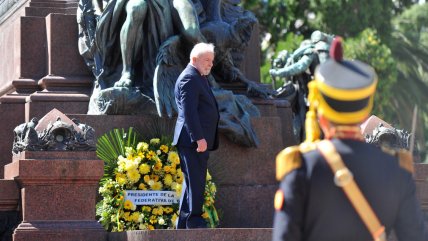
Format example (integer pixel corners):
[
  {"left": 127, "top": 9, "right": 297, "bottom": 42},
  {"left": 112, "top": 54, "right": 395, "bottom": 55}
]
[
  {"left": 381, "top": 146, "right": 414, "bottom": 174},
  {"left": 276, "top": 142, "right": 317, "bottom": 181},
  {"left": 397, "top": 149, "right": 414, "bottom": 174}
]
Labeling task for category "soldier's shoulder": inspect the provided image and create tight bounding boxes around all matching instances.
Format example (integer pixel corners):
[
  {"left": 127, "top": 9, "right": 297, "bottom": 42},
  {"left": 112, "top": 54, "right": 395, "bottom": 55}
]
[
  {"left": 276, "top": 142, "right": 317, "bottom": 181},
  {"left": 380, "top": 146, "right": 414, "bottom": 174}
]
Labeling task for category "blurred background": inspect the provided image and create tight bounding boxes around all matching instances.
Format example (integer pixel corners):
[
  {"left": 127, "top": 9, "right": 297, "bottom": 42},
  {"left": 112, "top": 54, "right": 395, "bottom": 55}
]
[{"left": 241, "top": 0, "right": 428, "bottom": 162}]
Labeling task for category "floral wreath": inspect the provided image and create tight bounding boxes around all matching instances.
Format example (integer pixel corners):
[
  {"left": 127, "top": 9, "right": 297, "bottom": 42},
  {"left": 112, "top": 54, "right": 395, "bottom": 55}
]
[{"left": 96, "top": 128, "right": 219, "bottom": 231}]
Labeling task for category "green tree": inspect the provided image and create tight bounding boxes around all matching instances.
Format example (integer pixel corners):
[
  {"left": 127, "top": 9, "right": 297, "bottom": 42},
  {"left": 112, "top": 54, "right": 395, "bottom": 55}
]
[
  {"left": 241, "top": 0, "right": 416, "bottom": 51},
  {"left": 242, "top": 0, "right": 428, "bottom": 159},
  {"left": 387, "top": 3, "right": 428, "bottom": 159},
  {"left": 344, "top": 29, "right": 397, "bottom": 121},
  {"left": 307, "top": 0, "right": 415, "bottom": 39}
]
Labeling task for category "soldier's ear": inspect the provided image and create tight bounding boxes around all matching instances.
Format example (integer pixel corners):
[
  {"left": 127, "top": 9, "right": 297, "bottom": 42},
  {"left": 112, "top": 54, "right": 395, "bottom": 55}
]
[
  {"left": 318, "top": 114, "right": 331, "bottom": 135},
  {"left": 318, "top": 114, "right": 327, "bottom": 128}
]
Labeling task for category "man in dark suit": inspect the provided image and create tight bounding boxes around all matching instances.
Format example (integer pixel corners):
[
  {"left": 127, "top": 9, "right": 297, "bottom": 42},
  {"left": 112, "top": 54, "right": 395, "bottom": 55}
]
[
  {"left": 272, "top": 38, "right": 428, "bottom": 241},
  {"left": 172, "top": 42, "right": 219, "bottom": 229}
]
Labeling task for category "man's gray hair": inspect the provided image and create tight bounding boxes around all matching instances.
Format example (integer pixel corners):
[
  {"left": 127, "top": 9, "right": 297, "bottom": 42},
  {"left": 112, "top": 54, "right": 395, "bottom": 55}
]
[{"left": 190, "top": 43, "right": 215, "bottom": 60}]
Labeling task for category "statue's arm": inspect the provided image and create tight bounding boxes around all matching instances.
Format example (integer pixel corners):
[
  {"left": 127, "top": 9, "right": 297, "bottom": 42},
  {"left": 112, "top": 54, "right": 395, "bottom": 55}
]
[{"left": 273, "top": 54, "right": 314, "bottom": 78}]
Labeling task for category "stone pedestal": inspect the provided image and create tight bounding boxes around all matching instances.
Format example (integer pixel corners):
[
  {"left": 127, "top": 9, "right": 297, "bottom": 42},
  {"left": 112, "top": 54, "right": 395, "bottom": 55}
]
[
  {"left": 0, "top": 95, "right": 27, "bottom": 179},
  {"left": 68, "top": 101, "right": 292, "bottom": 228},
  {"left": 108, "top": 228, "right": 272, "bottom": 241},
  {"left": 4, "top": 151, "right": 106, "bottom": 241},
  {"left": 0, "top": 180, "right": 20, "bottom": 241},
  {"left": 414, "top": 163, "right": 428, "bottom": 213}
]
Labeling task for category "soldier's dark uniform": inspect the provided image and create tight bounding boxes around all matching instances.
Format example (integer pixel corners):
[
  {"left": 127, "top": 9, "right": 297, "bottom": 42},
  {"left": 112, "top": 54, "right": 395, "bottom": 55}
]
[{"left": 272, "top": 38, "right": 428, "bottom": 241}]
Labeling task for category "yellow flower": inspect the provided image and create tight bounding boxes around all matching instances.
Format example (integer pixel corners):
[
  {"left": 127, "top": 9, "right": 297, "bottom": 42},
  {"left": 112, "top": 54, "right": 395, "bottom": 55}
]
[
  {"left": 150, "top": 138, "right": 160, "bottom": 145},
  {"left": 153, "top": 162, "right": 163, "bottom": 172},
  {"left": 160, "top": 145, "right": 169, "bottom": 153},
  {"left": 152, "top": 208, "right": 158, "bottom": 215},
  {"left": 176, "top": 169, "right": 183, "bottom": 183},
  {"left": 123, "top": 211, "right": 131, "bottom": 221},
  {"left": 150, "top": 215, "right": 157, "bottom": 224},
  {"left": 139, "top": 163, "right": 151, "bottom": 174},
  {"left": 127, "top": 170, "right": 141, "bottom": 183},
  {"left": 98, "top": 137, "right": 219, "bottom": 230},
  {"left": 164, "top": 207, "right": 173, "bottom": 214},
  {"left": 175, "top": 183, "right": 182, "bottom": 197},
  {"left": 142, "top": 206, "right": 152, "bottom": 212},
  {"left": 210, "top": 184, "right": 217, "bottom": 193},
  {"left": 152, "top": 207, "right": 163, "bottom": 215},
  {"left": 164, "top": 174, "right": 173, "bottom": 186},
  {"left": 150, "top": 174, "right": 158, "bottom": 182},
  {"left": 146, "top": 150, "right": 156, "bottom": 160},
  {"left": 163, "top": 165, "right": 171, "bottom": 173},
  {"left": 171, "top": 214, "right": 178, "bottom": 226},
  {"left": 168, "top": 151, "right": 180, "bottom": 164},
  {"left": 130, "top": 212, "right": 140, "bottom": 222},
  {"left": 138, "top": 183, "right": 147, "bottom": 190},
  {"left": 124, "top": 200, "right": 135, "bottom": 211},
  {"left": 137, "top": 142, "right": 149, "bottom": 151},
  {"left": 151, "top": 181, "right": 163, "bottom": 190},
  {"left": 139, "top": 223, "right": 147, "bottom": 230},
  {"left": 169, "top": 166, "right": 177, "bottom": 175},
  {"left": 116, "top": 173, "right": 127, "bottom": 185}
]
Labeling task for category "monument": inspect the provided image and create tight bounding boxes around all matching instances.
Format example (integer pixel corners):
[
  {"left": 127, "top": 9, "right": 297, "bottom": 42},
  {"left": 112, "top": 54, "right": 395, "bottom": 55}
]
[{"left": 0, "top": 0, "right": 426, "bottom": 240}]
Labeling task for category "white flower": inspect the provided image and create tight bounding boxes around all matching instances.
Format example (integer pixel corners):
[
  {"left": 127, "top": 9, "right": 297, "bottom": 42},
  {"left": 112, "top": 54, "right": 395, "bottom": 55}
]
[{"left": 158, "top": 217, "right": 165, "bottom": 225}]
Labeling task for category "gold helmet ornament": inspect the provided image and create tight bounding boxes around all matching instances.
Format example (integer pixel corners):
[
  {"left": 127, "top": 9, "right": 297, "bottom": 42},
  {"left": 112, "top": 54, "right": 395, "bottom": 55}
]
[{"left": 305, "top": 37, "right": 378, "bottom": 142}]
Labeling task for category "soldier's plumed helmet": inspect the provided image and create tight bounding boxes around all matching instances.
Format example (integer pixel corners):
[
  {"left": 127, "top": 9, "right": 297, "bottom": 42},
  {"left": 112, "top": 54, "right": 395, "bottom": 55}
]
[
  {"left": 313, "top": 37, "right": 377, "bottom": 124},
  {"left": 305, "top": 37, "right": 378, "bottom": 142}
]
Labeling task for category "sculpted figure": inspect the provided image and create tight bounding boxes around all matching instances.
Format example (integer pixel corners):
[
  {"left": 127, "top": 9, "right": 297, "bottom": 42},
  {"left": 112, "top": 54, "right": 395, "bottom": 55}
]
[
  {"left": 78, "top": 0, "right": 267, "bottom": 147},
  {"left": 270, "top": 31, "right": 334, "bottom": 80},
  {"left": 269, "top": 30, "right": 334, "bottom": 142},
  {"left": 95, "top": 0, "right": 205, "bottom": 90}
]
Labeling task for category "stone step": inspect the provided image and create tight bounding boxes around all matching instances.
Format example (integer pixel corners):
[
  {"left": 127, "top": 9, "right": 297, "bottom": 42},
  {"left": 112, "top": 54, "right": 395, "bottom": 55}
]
[
  {"left": 107, "top": 228, "right": 272, "bottom": 241},
  {"left": 29, "top": 0, "right": 78, "bottom": 3},
  {"left": 29, "top": 2, "right": 78, "bottom": 8},
  {"left": 25, "top": 6, "right": 77, "bottom": 17}
]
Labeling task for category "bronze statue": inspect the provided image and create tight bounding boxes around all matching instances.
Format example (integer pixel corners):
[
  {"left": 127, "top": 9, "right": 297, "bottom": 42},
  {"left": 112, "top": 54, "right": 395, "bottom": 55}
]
[
  {"left": 269, "top": 30, "right": 334, "bottom": 142},
  {"left": 77, "top": 0, "right": 267, "bottom": 147}
]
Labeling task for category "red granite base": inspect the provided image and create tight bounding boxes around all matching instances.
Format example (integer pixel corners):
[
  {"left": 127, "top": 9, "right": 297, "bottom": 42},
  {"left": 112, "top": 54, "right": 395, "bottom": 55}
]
[
  {"left": 13, "top": 221, "right": 106, "bottom": 241},
  {"left": 107, "top": 228, "right": 272, "bottom": 241}
]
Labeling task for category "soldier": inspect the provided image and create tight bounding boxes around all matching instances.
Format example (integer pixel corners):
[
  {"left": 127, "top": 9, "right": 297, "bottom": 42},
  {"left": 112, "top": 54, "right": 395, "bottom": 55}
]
[{"left": 272, "top": 37, "right": 428, "bottom": 241}]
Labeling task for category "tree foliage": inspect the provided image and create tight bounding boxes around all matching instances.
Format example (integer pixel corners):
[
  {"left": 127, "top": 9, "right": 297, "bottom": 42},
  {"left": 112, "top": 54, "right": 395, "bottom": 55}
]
[
  {"left": 242, "top": 0, "right": 428, "bottom": 159},
  {"left": 387, "top": 3, "right": 428, "bottom": 155},
  {"left": 241, "top": 0, "right": 416, "bottom": 51},
  {"left": 343, "top": 29, "right": 397, "bottom": 120}
]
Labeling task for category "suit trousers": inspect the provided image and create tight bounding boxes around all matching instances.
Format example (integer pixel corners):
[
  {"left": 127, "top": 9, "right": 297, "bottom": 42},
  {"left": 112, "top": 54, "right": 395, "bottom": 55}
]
[{"left": 176, "top": 146, "right": 209, "bottom": 229}]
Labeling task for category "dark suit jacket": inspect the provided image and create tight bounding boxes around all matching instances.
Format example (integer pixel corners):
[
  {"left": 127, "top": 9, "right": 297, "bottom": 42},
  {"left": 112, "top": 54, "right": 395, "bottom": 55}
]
[{"left": 172, "top": 64, "right": 219, "bottom": 151}]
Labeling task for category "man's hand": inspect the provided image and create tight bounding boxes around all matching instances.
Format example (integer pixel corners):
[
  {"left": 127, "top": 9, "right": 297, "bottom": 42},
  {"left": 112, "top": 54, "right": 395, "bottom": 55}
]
[{"left": 196, "top": 139, "right": 207, "bottom": 152}]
